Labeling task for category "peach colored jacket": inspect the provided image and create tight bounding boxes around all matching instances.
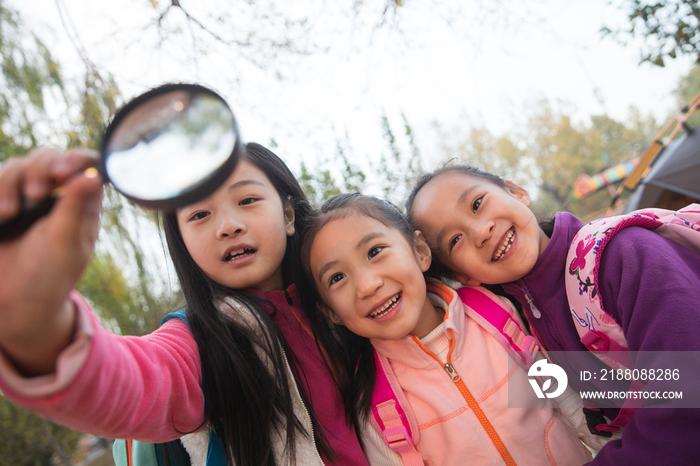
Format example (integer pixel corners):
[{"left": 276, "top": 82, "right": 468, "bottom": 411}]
[{"left": 371, "top": 282, "right": 592, "bottom": 466}]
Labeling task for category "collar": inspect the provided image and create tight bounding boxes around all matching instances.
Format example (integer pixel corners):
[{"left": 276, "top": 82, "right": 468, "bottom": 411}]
[{"left": 242, "top": 284, "right": 298, "bottom": 315}]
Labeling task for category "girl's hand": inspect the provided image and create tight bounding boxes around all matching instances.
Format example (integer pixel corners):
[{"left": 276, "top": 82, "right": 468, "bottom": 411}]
[{"left": 0, "top": 148, "right": 103, "bottom": 376}]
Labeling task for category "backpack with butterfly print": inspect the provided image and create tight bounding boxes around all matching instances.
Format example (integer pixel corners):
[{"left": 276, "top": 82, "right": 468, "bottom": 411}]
[{"left": 564, "top": 203, "right": 700, "bottom": 433}]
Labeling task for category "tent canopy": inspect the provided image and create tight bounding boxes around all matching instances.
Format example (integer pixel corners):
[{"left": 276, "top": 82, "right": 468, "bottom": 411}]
[{"left": 623, "top": 128, "right": 700, "bottom": 213}]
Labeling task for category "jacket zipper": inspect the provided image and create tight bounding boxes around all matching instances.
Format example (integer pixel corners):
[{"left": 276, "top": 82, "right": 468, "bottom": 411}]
[
  {"left": 413, "top": 331, "right": 517, "bottom": 466},
  {"left": 241, "top": 295, "right": 325, "bottom": 465},
  {"left": 515, "top": 280, "right": 584, "bottom": 380}
]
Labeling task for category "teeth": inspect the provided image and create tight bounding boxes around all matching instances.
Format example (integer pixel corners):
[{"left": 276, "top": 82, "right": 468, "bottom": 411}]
[
  {"left": 225, "top": 248, "right": 254, "bottom": 261},
  {"left": 492, "top": 228, "right": 514, "bottom": 262},
  {"left": 369, "top": 294, "right": 400, "bottom": 319}
]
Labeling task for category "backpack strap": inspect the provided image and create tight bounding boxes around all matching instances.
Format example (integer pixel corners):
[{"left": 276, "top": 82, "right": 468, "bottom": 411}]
[
  {"left": 371, "top": 350, "right": 424, "bottom": 465},
  {"left": 162, "top": 310, "right": 225, "bottom": 465},
  {"left": 456, "top": 286, "right": 539, "bottom": 369}
]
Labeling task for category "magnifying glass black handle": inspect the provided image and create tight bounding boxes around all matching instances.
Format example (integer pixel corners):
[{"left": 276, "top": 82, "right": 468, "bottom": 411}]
[{"left": 0, "top": 195, "right": 58, "bottom": 242}]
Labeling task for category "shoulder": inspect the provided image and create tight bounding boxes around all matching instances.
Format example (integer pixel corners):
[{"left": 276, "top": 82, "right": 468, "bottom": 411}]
[
  {"left": 601, "top": 224, "right": 699, "bottom": 269},
  {"left": 598, "top": 226, "right": 700, "bottom": 350}
]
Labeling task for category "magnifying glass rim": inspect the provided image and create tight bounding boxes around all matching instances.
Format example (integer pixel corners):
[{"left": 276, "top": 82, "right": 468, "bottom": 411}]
[{"left": 99, "top": 82, "right": 242, "bottom": 211}]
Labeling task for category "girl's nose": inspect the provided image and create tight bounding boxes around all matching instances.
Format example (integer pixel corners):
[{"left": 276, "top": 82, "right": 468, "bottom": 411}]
[
  {"left": 475, "top": 220, "right": 494, "bottom": 247},
  {"left": 358, "top": 273, "right": 383, "bottom": 299},
  {"left": 216, "top": 214, "right": 245, "bottom": 238}
]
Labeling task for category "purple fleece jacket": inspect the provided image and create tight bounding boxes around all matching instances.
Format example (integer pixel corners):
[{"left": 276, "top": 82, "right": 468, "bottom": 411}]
[{"left": 502, "top": 211, "right": 700, "bottom": 465}]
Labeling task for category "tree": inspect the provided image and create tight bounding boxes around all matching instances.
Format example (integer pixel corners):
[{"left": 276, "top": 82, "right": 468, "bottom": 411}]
[
  {"left": 676, "top": 64, "right": 700, "bottom": 128},
  {"left": 0, "top": 0, "right": 63, "bottom": 160},
  {"left": 0, "top": 398, "right": 81, "bottom": 466},
  {"left": 431, "top": 99, "right": 658, "bottom": 220},
  {"left": 602, "top": 0, "right": 700, "bottom": 66},
  {"left": 297, "top": 113, "right": 424, "bottom": 209}
]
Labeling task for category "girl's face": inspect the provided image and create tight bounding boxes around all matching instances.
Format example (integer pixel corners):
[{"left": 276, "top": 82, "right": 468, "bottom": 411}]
[
  {"left": 411, "top": 172, "right": 549, "bottom": 285},
  {"left": 309, "top": 214, "right": 442, "bottom": 340},
  {"left": 177, "top": 159, "right": 295, "bottom": 292}
]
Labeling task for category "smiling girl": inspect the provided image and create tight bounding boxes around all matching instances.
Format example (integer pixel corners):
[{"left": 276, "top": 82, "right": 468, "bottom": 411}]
[
  {"left": 303, "top": 193, "right": 593, "bottom": 465},
  {"left": 405, "top": 164, "right": 700, "bottom": 465}
]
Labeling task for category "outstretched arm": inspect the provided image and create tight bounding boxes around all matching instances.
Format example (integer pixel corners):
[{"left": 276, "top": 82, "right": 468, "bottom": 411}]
[{"left": 0, "top": 148, "right": 103, "bottom": 376}]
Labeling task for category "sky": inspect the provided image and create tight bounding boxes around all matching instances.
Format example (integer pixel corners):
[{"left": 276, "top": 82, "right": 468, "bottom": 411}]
[{"left": 15, "top": 0, "right": 697, "bottom": 174}]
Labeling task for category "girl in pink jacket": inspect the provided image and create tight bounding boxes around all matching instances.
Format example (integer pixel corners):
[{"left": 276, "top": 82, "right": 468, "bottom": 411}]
[
  {"left": 0, "top": 144, "right": 397, "bottom": 466},
  {"left": 302, "top": 193, "right": 593, "bottom": 465}
]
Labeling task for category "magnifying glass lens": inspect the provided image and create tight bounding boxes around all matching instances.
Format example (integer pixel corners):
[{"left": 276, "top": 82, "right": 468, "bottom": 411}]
[{"left": 104, "top": 91, "right": 238, "bottom": 203}]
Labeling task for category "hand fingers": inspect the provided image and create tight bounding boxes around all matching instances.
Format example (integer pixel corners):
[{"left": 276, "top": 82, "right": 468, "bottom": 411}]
[
  {"left": 22, "top": 147, "right": 65, "bottom": 201},
  {"left": 51, "top": 148, "right": 100, "bottom": 182},
  {"left": 47, "top": 169, "right": 104, "bottom": 261},
  {"left": 0, "top": 148, "right": 100, "bottom": 221},
  {"left": 24, "top": 147, "right": 99, "bottom": 200},
  {"left": 0, "top": 156, "right": 30, "bottom": 220}
]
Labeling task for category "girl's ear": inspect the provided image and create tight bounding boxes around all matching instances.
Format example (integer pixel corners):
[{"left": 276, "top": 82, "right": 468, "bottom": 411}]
[
  {"left": 284, "top": 195, "right": 295, "bottom": 236},
  {"left": 318, "top": 302, "right": 343, "bottom": 326},
  {"left": 413, "top": 230, "right": 433, "bottom": 272},
  {"left": 505, "top": 180, "right": 531, "bottom": 207}
]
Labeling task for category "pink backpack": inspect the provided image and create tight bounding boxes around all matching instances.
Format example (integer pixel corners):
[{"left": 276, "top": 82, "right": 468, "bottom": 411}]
[
  {"left": 370, "top": 285, "right": 538, "bottom": 464},
  {"left": 565, "top": 203, "right": 700, "bottom": 432}
]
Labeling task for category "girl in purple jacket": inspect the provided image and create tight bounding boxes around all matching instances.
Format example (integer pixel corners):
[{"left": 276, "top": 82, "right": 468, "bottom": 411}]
[{"left": 404, "top": 163, "right": 700, "bottom": 465}]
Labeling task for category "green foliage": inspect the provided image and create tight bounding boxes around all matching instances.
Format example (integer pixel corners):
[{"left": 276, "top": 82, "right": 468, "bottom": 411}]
[
  {"left": 298, "top": 113, "right": 424, "bottom": 209},
  {"left": 375, "top": 113, "right": 424, "bottom": 207},
  {"left": 65, "top": 72, "right": 120, "bottom": 151},
  {"left": 433, "top": 99, "right": 658, "bottom": 220},
  {"left": 676, "top": 64, "right": 700, "bottom": 128},
  {"left": 299, "top": 161, "right": 343, "bottom": 207},
  {"left": 602, "top": 0, "right": 700, "bottom": 67},
  {"left": 298, "top": 130, "right": 366, "bottom": 207},
  {"left": 0, "top": 0, "right": 63, "bottom": 160},
  {"left": 77, "top": 248, "right": 172, "bottom": 336},
  {"left": 678, "top": 64, "right": 700, "bottom": 102},
  {"left": 0, "top": 396, "right": 80, "bottom": 466},
  {"left": 435, "top": 125, "right": 533, "bottom": 188}
]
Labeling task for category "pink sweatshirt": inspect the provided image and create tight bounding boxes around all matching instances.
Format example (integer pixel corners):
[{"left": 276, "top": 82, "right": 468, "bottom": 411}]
[
  {"left": 0, "top": 287, "right": 370, "bottom": 465},
  {"left": 371, "top": 282, "right": 593, "bottom": 465}
]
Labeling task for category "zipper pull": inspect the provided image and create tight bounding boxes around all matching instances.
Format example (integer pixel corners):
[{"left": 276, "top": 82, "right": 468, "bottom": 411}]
[
  {"left": 522, "top": 288, "right": 542, "bottom": 319},
  {"left": 444, "top": 363, "right": 461, "bottom": 382}
]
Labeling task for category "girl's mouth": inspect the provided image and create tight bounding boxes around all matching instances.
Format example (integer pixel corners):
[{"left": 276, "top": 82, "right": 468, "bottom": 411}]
[
  {"left": 492, "top": 227, "right": 514, "bottom": 262},
  {"left": 224, "top": 248, "right": 256, "bottom": 261},
  {"left": 369, "top": 293, "right": 401, "bottom": 319}
]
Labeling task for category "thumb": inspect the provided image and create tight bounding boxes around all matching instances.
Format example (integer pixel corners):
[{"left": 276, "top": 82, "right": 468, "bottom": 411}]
[{"left": 47, "top": 169, "right": 104, "bottom": 261}]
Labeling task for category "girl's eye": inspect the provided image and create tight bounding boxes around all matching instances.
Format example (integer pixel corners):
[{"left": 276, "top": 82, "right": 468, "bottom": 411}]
[
  {"left": 189, "top": 211, "right": 210, "bottom": 221},
  {"left": 239, "top": 197, "right": 258, "bottom": 206},
  {"left": 329, "top": 273, "right": 346, "bottom": 286},
  {"left": 472, "top": 196, "right": 483, "bottom": 212},
  {"left": 449, "top": 234, "right": 461, "bottom": 252},
  {"left": 368, "top": 246, "right": 384, "bottom": 259}
]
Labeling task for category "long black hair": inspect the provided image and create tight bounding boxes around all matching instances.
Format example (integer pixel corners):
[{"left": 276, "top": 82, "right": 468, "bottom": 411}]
[
  {"left": 162, "top": 143, "right": 342, "bottom": 465},
  {"left": 300, "top": 193, "right": 420, "bottom": 427}
]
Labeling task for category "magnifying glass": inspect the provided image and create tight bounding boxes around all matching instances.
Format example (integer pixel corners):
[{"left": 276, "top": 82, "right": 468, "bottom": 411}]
[{"left": 0, "top": 83, "right": 243, "bottom": 240}]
